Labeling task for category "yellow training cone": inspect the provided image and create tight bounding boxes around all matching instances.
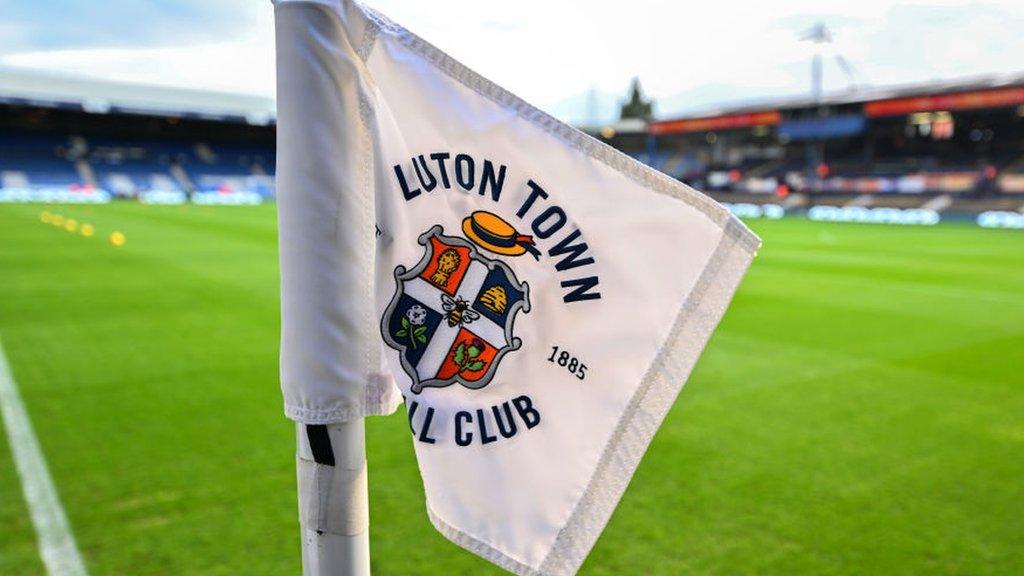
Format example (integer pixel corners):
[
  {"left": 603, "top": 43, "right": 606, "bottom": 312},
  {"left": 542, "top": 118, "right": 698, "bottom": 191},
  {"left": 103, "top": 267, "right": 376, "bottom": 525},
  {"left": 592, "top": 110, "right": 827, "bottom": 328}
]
[
  {"left": 109, "top": 231, "right": 126, "bottom": 247},
  {"left": 40, "top": 211, "right": 51, "bottom": 223},
  {"left": 81, "top": 224, "right": 94, "bottom": 237},
  {"left": 65, "top": 219, "right": 78, "bottom": 232}
]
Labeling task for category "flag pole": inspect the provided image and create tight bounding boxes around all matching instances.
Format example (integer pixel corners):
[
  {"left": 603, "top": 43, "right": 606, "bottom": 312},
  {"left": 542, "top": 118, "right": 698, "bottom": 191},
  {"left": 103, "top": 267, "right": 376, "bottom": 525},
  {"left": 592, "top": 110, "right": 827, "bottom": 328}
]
[{"left": 297, "top": 420, "right": 371, "bottom": 576}]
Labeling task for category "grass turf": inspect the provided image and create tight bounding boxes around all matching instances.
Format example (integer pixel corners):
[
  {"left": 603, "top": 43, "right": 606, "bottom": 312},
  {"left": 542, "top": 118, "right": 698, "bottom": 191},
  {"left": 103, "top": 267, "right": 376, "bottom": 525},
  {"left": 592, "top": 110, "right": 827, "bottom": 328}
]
[{"left": 0, "top": 202, "right": 1021, "bottom": 575}]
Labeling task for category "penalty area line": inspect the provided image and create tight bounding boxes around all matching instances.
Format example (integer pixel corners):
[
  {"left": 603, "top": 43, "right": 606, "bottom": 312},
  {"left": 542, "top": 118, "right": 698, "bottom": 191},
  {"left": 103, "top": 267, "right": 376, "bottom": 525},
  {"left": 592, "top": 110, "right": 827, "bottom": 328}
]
[{"left": 0, "top": 338, "right": 88, "bottom": 576}]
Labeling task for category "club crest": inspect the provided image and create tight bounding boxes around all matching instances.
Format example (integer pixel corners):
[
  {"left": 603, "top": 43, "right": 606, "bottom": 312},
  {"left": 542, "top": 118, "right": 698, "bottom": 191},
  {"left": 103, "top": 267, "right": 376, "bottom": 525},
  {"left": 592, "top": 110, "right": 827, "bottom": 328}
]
[{"left": 382, "top": 214, "right": 532, "bottom": 394}]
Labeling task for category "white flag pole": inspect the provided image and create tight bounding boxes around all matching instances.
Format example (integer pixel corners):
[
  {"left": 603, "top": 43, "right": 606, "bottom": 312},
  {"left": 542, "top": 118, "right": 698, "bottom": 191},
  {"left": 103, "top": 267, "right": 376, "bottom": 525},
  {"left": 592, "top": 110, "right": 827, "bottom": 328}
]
[{"left": 296, "top": 420, "right": 371, "bottom": 576}]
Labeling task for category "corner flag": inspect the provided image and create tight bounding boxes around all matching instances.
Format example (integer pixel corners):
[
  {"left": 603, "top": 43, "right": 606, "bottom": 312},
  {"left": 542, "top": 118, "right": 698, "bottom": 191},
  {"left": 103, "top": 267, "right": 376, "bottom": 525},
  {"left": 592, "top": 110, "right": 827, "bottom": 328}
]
[{"left": 275, "top": 1, "right": 760, "bottom": 574}]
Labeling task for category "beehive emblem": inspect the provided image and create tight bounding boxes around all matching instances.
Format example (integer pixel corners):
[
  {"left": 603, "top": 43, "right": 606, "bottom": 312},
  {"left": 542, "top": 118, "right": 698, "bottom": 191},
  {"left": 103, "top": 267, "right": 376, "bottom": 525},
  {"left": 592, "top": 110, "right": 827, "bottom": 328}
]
[{"left": 479, "top": 285, "right": 508, "bottom": 314}]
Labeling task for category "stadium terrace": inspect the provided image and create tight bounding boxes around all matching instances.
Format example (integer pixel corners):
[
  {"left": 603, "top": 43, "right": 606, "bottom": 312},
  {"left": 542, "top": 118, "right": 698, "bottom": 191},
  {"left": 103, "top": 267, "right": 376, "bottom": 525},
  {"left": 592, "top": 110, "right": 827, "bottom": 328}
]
[
  {"left": 0, "top": 67, "right": 275, "bottom": 205},
  {"left": 590, "top": 72, "right": 1024, "bottom": 226},
  {"left": 2, "top": 67, "right": 1024, "bottom": 227}
]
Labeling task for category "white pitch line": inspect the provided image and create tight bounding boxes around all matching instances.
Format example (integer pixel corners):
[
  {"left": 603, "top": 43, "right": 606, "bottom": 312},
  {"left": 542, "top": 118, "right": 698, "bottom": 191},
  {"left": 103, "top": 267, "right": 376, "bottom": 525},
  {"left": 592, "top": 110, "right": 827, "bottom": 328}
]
[{"left": 0, "top": 338, "right": 88, "bottom": 576}]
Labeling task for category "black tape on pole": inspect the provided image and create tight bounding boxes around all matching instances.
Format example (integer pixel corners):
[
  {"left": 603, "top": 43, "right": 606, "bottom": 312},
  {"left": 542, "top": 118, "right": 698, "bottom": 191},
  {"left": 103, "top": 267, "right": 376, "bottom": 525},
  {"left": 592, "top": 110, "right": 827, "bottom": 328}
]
[{"left": 305, "top": 424, "right": 335, "bottom": 466}]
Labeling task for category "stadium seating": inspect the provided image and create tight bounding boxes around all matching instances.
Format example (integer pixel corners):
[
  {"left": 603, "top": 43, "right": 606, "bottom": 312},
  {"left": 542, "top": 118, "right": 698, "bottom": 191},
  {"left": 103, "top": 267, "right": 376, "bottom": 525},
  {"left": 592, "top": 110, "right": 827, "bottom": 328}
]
[
  {"left": 0, "top": 134, "right": 82, "bottom": 189},
  {"left": 186, "top": 143, "right": 275, "bottom": 197},
  {"left": 0, "top": 131, "right": 276, "bottom": 200},
  {"left": 86, "top": 138, "right": 186, "bottom": 197}
]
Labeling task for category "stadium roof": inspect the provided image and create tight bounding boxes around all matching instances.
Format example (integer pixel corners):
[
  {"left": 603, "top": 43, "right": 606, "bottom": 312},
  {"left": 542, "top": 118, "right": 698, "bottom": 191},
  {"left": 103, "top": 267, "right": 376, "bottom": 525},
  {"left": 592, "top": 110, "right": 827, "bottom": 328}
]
[
  {"left": 0, "top": 66, "right": 275, "bottom": 125},
  {"left": 651, "top": 71, "right": 1024, "bottom": 134}
]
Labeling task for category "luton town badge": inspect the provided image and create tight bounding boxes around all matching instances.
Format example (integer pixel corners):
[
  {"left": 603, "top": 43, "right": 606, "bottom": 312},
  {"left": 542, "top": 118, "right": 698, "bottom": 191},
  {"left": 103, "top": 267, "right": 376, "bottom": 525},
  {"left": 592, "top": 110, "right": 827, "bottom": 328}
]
[{"left": 382, "top": 212, "right": 532, "bottom": 393}]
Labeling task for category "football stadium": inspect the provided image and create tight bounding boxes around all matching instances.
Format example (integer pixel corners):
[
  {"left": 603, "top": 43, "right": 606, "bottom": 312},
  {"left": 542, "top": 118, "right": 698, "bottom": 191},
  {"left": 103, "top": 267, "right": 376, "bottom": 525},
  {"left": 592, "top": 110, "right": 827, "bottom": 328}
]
[{"left": 2, "top": 11, "right": 1023, "bottom": 576}]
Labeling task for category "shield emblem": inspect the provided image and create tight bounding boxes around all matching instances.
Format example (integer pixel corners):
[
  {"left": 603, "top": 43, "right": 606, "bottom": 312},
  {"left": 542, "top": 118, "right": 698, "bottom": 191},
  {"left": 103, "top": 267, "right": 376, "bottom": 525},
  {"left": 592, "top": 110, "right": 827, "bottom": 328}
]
[{"left": 382, "top": 225, "right": 531, "bottom": 393}]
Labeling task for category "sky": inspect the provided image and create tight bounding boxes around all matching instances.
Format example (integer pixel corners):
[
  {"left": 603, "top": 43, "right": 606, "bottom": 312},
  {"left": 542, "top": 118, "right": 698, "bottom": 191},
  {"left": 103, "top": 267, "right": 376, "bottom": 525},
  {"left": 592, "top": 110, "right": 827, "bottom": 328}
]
[{"left": 1, "top": 0, "right": 1022, "bottom": 123}]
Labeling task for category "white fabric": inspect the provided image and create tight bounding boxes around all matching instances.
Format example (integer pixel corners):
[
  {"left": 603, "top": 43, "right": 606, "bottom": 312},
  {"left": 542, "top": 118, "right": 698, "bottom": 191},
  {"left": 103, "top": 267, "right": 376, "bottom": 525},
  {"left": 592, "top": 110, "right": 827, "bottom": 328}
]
[
  {"left": 275, "top": 1, "right": 760, "bottom": 574},
  {"left": 276, "top": 0, "right": 401, "bottom": 422}
]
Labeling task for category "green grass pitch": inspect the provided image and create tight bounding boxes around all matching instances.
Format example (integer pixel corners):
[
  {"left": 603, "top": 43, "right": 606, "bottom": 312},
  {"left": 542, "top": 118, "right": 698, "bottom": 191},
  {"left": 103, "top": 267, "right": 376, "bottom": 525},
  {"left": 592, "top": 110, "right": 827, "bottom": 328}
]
[{"left": 0, "top": 202, "right": 1021, "bottom": 575}]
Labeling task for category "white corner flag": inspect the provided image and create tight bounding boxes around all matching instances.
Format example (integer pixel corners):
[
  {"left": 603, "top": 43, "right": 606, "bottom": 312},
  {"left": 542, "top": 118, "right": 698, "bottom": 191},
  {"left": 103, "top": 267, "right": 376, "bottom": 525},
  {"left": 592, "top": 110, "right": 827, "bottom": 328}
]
[{"left": 275, "top": 1, "right": 761, "bottom": 575}]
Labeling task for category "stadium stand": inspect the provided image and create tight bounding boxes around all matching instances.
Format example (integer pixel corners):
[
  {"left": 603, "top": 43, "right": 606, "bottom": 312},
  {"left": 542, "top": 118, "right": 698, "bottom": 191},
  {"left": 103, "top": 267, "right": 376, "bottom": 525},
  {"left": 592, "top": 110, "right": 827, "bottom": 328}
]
[
  {"left": 86, "top": 138, "right": 187, "bottom": 197},
  {"left": 2, "top": 65, "right": 1023, "bottom": 220},
  {"left": 0, "top": 67, "right": 275, "bottom": 202},
  {"left": 0, "top": 133, "right": 82, "bottom": 189},
  {"left": 595, "top": 72, "right": 1024, "bottom": 218},
  {"left": 187, "top": 143, "right": 275, "bottom": 195}
]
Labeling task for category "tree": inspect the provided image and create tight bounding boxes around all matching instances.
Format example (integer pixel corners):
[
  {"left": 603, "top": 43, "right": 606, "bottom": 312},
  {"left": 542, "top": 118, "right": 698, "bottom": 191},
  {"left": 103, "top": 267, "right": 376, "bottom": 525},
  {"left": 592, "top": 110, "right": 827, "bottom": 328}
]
[{"left": 620, "top": 77, "right": 653, "bottom": 121}]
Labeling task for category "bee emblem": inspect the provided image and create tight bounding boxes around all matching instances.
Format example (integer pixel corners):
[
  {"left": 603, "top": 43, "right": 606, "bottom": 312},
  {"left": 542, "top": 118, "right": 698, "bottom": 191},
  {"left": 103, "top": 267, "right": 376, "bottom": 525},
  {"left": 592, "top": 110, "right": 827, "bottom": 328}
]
[{"left": 441, "top": 294, "right": 480, "bottom": 327}]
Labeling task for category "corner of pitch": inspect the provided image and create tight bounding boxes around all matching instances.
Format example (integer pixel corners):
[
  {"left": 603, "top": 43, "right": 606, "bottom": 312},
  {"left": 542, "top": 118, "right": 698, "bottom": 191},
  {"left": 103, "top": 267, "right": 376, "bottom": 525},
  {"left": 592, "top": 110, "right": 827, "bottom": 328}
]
[{"left": 403, "top": 394, "right": 541, "bottom": 447}]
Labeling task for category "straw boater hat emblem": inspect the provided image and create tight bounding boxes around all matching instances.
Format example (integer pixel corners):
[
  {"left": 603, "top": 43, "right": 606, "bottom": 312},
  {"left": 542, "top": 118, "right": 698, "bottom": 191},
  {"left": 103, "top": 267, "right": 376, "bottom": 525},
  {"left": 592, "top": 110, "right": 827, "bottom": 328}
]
[{"left": 462, "top": 211, "right": 540, "bottom": 259}]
